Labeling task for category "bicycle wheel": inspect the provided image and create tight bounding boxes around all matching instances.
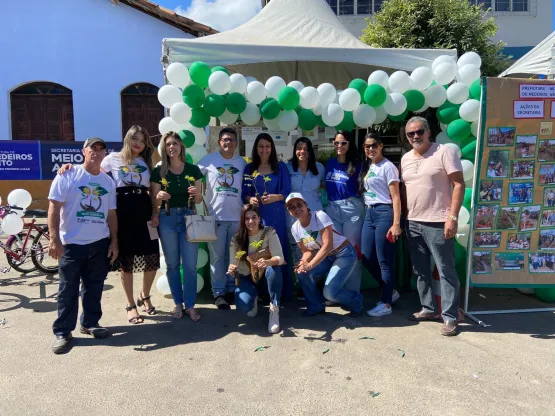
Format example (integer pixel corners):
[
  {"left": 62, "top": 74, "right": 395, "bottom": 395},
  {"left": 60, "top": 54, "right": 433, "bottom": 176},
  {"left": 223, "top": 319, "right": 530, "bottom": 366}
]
[
  {"left": 5, "top": 232, "right": 37, "bottom": 273},
  {"left": 31, "top": 230, "right": 59, "bottom": 274}
]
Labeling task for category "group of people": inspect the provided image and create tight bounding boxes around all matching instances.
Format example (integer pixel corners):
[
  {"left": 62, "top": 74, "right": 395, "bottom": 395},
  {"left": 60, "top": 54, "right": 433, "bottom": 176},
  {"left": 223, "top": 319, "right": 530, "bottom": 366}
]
[
  {"left": 46, "top": 116, "right": 465, "bottom": 354},
  {"left": 530, "top": 252, "right": 555, "bottom": 271}
]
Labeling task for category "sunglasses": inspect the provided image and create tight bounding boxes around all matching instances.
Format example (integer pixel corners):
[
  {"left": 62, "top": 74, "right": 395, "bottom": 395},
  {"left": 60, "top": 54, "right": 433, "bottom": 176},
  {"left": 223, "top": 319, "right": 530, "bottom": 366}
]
[
  {"left": 287, "top": 202, "right": 305, "bottom": 211},
  {"left": 364, "top": 143, "right": 380, "bottom": 150},
  {"left": 333, "top": 141, "right": 348, "bottom": 147},
  {"left": 406, "top": 129, "right": 427, "bottom": 138}
]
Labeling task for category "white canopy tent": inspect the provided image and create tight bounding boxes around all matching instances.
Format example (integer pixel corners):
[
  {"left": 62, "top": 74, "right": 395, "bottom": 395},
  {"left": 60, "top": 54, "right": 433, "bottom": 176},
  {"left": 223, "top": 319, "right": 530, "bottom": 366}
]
[
  {"left": 161, "top": 0, "right": 456, "bottom": 87},
  {"left": 499, "top": 31, "right": 555, "bottom": 78}
]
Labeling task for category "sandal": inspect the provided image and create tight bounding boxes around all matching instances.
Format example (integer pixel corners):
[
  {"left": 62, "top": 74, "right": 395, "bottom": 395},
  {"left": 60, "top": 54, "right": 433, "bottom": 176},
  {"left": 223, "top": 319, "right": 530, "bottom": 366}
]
[
  {"left": 137, "top": 292, "right": 156, "bottom": 315},
  {"left": 125, "top": 304, "right": 144, "bottom": 324},
  {"left": 185, "top": 307, "right": 201, "bottom": 322},
  {"left": 172, "top": 305, "right": 184, "bottom": 319}
]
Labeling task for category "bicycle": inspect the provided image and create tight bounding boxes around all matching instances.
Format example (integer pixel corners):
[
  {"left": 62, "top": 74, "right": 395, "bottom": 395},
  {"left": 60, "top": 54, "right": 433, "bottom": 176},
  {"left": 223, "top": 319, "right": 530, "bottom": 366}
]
[{"left": 0, "top": 204, "right": 58, "bottom": 275}]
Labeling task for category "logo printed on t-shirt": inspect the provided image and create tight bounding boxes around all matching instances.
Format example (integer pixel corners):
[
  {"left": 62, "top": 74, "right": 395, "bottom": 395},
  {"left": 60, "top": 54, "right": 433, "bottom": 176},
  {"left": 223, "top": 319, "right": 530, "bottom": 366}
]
[
  {"left": 326, "top": 169, "right": 349, "bottom": 183},
  {"left": 301, "top": 230, "right": 321, "bottom": 249},
  {"left": 78, "top": 183, "right": 109, "bottom": 219},
  {"left": 119, "top": 164, "right": 147, "bottom": 186},
  {"left": 216, "top": 164, "right": 240, "bottom": 193}
]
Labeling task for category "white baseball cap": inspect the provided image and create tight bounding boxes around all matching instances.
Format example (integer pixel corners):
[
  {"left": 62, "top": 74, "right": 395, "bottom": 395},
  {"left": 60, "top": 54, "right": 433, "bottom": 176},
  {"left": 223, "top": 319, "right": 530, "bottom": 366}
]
[{"left": 285, "top": 192, "right": 306, "bottom": 207}]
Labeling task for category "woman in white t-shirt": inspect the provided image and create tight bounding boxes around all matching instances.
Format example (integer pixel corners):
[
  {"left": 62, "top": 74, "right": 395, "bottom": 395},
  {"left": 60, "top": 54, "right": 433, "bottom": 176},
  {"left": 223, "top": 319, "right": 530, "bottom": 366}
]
[
  {"left": 358, "top": 132, "right": 402, "bottom": 317},
  {"left": 286, "top": 193, "right": 363, "bottom": 316}
]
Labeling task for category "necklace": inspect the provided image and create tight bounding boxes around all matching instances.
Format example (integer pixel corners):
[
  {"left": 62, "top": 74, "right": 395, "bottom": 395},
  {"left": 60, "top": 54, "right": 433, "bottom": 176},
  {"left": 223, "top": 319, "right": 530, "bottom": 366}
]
[{"left": 413, "top": 152, "right": 424, "bottom": 174}]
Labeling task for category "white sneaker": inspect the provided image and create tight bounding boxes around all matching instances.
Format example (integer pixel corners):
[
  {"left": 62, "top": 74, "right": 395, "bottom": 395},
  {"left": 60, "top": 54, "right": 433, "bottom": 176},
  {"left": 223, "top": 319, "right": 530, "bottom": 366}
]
[
  {"left": 247, "top": 296, "right": 258, "bottom": 317},
  {"left": 367, "top": 303, "right": 392, "bottom": 317},
  {"left": 268, "top": 304, "right": 280, "bottom": 334},
  {"left": 392, "top": 290, "right": 400, "bottom": 303}
]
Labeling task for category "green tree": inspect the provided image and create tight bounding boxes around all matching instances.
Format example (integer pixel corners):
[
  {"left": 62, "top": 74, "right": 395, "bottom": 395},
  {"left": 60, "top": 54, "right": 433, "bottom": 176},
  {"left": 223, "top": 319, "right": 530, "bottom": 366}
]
[{"left": 361, "top": 0, "right": 511, "bottom": 77}]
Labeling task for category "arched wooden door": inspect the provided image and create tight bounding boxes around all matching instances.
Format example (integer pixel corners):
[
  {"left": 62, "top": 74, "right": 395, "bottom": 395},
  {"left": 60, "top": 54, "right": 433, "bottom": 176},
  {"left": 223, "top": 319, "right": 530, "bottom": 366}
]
[{"left": 121, "top": 83, "right": 164, "bottom": 143}]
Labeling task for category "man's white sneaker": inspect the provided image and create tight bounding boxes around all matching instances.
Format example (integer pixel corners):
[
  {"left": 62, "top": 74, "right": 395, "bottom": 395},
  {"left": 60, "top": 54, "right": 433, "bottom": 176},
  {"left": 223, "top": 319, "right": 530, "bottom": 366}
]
[
  {"left": 268, "top": 304, "right": 280, "bottom": 334},
  {"left": 247, "top": 296, "right": 258, "bottom": 317},
  {"left": 392, "top": 290, "right": 400, "bottom": 303},
  {"left": 367, "top": 303, "right": 392, "bottom": 317}
]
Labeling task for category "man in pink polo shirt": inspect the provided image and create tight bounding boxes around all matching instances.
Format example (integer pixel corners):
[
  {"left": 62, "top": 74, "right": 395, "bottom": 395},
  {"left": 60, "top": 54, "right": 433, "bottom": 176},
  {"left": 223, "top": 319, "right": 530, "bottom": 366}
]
[{"left": 401, "top": 116, "right": 465, "bottom": 336}]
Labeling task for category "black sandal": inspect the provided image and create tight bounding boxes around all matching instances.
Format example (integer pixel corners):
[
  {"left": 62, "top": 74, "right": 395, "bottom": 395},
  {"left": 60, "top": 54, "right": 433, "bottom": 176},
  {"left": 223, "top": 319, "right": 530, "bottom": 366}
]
[
  {"left": 126, "top": 304, "right": 144, "bottom": 324},
  {"left": 137, "top": 292, "right": 156, "bottom": 315}
]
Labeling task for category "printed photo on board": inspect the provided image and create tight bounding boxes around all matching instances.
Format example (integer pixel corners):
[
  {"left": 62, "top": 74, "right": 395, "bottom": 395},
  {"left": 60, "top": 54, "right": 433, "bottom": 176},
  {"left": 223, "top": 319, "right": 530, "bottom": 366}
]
[
  {"left": 474, "top": 232, "right": 501, "bottom": 248},
  {"left": 529, "top": 252, "right": 555, "bottom": 273},
  {"left": 543, "top": 188, "right": 555, "bottom": 207},
  {"left": 475, "top": 204, "right": 499, "bottom": 230},
  {"left": 486, "top": 150, "right": 509, "bottom": 178},
  {"left": 540, "top": 209, "right": 555, "bottom": 227},
  {"left": 539, "top": 229, "right": 555, "bottom": 250},
  {"left": 479, "top": 180, "right": 503, "bottom": 202},
  {"left": 496, "top": 206, "right": 520, "bottom": 230},
  {"left": 473, "top": 251, "right": 492, "bottom": 274},
  {"left": 510, "top": 160, "right": 534, "bottom": 180},
  {"left": 519, "top": 205, "right": 541, "bottom": 231},
  {"left": 509, "top": 182, "right": 534, "bottom": 204},
  {"left": 495, "top": 252, "right": 525, "bottom": 271},
  {"left": 539, "top": 163, "right": 555, "bottom": 185},
  {"left": 507, "top": 232, "right": 531, "bottom": 250},
  {"left": 487, "top": 127, "right": 516, "bottom": 147},
  {"left": 515, "top": 135, "right": 537, "bottom": 158},
  {"left": 538, "top": 139, "right": 555, "bottom": 162}
]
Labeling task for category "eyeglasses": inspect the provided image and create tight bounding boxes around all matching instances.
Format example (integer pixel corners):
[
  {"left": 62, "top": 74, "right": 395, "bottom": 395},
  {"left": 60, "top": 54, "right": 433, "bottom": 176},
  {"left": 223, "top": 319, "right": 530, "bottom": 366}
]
[
  {"left": 287, "top": 202, "right": 305, "bottom": 211},
  {"left": 406, "top": 129, "right": 427, "bottom": 138},
  {"left": 221, "top": 138, "right": 237, "bottom": 143},
  {"left": 364, "top": 143, "right": 379, "bottom": 150},
  {"left": 333, "top": 141, "right": 348, "bottom": 147}
]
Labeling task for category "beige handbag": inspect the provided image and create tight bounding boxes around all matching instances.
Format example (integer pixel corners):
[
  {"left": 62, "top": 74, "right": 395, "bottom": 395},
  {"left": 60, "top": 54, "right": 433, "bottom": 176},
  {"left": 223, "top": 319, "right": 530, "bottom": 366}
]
[{"left": 185, "top": 199, "right": 217, "bottom": 243}]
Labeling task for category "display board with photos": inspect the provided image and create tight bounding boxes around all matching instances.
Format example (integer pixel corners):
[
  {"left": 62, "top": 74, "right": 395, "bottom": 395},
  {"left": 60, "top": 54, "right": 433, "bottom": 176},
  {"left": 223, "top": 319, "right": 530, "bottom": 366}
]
[{"left": 470, "top": 77, "right": 555, "bottom": 287}]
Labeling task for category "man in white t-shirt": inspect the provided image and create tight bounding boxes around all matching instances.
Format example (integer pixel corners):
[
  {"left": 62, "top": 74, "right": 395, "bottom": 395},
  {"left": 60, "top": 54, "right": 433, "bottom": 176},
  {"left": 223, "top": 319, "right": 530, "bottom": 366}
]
[
  {"left": 48, "top": 137, "right": 118, "bottom": 354},
  {"left": 197, "top": 127, "right": 247, "bottom": 309}
]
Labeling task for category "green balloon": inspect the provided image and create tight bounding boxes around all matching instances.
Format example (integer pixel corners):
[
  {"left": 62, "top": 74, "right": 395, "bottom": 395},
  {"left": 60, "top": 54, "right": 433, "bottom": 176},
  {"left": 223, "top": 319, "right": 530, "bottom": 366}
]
[
  {"left": 460, "top": 135, "right": 476, "bottom": 149},
  {"left": 447, "top": 119, "right": 471, "bottom": 143},
  {"left": 364, "top": 84, "right": 387, "bottom": 107},
  {"left": 463, "top": 187, "right": 473, "bottom": 210},
  {"left": 315, "top": 114, "right": 327, "bottom": 128},
  {"left": 403, "top": 90, "right": 426, "bottom": 112},
  {"left": 336, "top": 111, "right": 355, "bottom": 131},
  {"left": 185, "top": 152, "right": 193, "bottom": 164},
  {"left": 277, "top": 86, "right": 300, "bottom": 111},
  {"left": 182, "top": 84, "right": 205, "bottom": 109},
  {"left": 211, "top": 66, "right": 229, "bottom": 74},
  {"left": 461, "top": 139, "right": 477, "bottom": 162},
  {"left": 226, "top": 92, "right": 247, "bottom": 114},
  {"left": 349, "top": 79, "right": 368, "bottom": 102},
  {"left": 388, "top": 110, "right": 408, "bottom": 122},
  {"left": 437, "top": 101, "right": 461, "bottom": 124},
  {"left": 260, "top": 98, "right": 281, "bottom": 120},
  {"left": 189, "top": 61, "right": 211, "bottom": 88},
  {"left": 203, "top": 94, "right": 226, "bottom": 117},
  {"left": 470, "top": 79, "right": 481, "bottom": 100},
  {"left": 298, "top": 109, "right": 317, "bottom": 131},
  {"left": 455, "top": 241, "right": 467, "bottom": 264},
  {"left": 190, "top": 108, "right": 210, "bottom": 128},
  {"left": 179, "top": 130, "right": 195, "bottom": 148},
  {"left": 294, "top": 106, "right": 303, "bottom": 114},
  {"left": 535, "top": 288, "right": 555, "bottom": 303}
]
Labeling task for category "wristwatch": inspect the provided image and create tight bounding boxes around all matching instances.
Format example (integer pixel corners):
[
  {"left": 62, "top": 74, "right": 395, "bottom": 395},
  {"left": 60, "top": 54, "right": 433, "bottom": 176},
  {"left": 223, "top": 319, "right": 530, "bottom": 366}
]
[{"left": 449, "top": 215, "right": 458, "bottom": 221}]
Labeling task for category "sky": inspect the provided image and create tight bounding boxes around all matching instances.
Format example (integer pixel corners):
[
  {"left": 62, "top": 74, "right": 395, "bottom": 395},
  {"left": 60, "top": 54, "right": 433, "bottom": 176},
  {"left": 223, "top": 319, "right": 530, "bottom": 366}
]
[{"left": 157, "top": 0, "right": 262, "bottom": 32}]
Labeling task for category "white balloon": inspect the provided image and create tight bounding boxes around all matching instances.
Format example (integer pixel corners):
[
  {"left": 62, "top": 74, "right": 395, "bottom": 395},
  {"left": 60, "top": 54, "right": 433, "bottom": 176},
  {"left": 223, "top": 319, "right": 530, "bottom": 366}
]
[
  {"left": 517, "top": 288, "right": 535, "bottom": 295},
  {"left": 188, "top": 144, "right": 207, "bottom": 163},
  {"left": 197, "top": 249, "right": 208, "bottom": 268},
  {"left": 334, "top": 91, "right": 341, "bottom": 104},
  {"left": 384, "top": 93, "right": 407, "bottom": 116},
  {"left": 265, "top": 76, "right": 286, "bottom": 99},
  {"left": 159, "top": 255, "right": 167, "bottom": 272},
  {"left": 299, "top": 87, "right": 320, "bottom": 110},
  {"left": 185, "top": 125, "right": 207, "bottom": 146},
  {"left": 229, "top": 73, "right": 247, "bottom": 94},
  {"left": 432, "top": 55, "right": 456, "bottom": 71},
  {"left": 433, "top": 62, "right": 457, "bottom": 85},
  {"left": 471, "top": 120, "right": 479, "bottom": 137},
  {"left": 457, "top": 51, "right": 482, "bottom": 69},
  {"left": 353, "top": 104, "right": 376, "bottom": 128},
  {"left": 156, "top": 274, "right": 171, "bottom": 296},
  {"left": 455, "top": 223, "right": 470, "bottom": 247},
  {"left": 288, "top": 81, "right": 305, "bottom": 92},
  {"left": 317, "top": 83, "right": 337, "bottom": 107},
  {"left": 414, "top": 102, "right": 429, "bottom": 113},
  {"left": 388, "top": 71, "right": 412, "bottom": 94},
  {"left": 278, "top": 110, "right": 299, "bottom": 132},
  {"left": 461, "top": 159, "right": 475, "bottom": 182},
  {"left": 440, "top": 123, "right": 448, "bottom": 132},
  {"left": 241, "top": 102, "right": 261, "bottom": 125},
  {"left": 312, "top": 104, "right": 325, "bottom": 116},
  {"left": 196, "top": 273, "right": 204, "bottom": 293},
  {"left": 321, "top": 103, "right": 344, "bottom": 127},
  {"left": 208, "top": 71, "right": 231, "bottom": 95},
  {"left": 339, "top": 88, "right": 361, "bottom": 112},
  {"left": 444, "top": 142, "right": 462, "bottom": 158},
  {"left": 436, "top": 131, "right": 452, "bottom": 145},
  {"left": 7, "top": 189, "right": 32, "bottom": 209},
  {"left": 219, "top": 109, "right": 239, "bottom": 124},
  {"left": 245, "top": 76, "right": 257, "bottom": 84},
  {"left": 458, "top": 64, "right": 481, "bottom": 85},
  {"left": 245, "top": 81, "right": 267, "bottom": 105},
  {"left": 446, "top": 83, "right": 470, "bottom": 104},
  {"left": 166, "top": 63, "right": 190, "bottom": 88},
  {"left": 159, "top": 117, "right": 180, "bottom": 135},
  {"left": 1, "top": 213, "right": 24, "bottom": 235},
  {"left": 425, "top": 84, "right": 447, "bottom": 108},
  {"left": 373, "top": 106, "right": 388, "bottom": 124},
  {"left": 459, "top": 99, "right": 480, "bottom": 122},
  {"left": 368, "top": 70, "right": 389, "bottom": 88},
  {"left": 410, "top": 67, "right": 434, "bottom": 91},
  {"left": 459, "top": 206, "right": 470, "bottom": 225},
  {"left": 263, "top": 117, "right": 281, "bottom": 130},
  {"left": 465, "top": 177, "right": 474, "bottom": 189},
  {"left": 169, "top": 102, "right": 192, "bottom": 124},
  {"left": 157, "top": 141, "right": 163, "bottom": 156},
  {"left": 158, "top": 85, "right": 182, "bottom": 108}
]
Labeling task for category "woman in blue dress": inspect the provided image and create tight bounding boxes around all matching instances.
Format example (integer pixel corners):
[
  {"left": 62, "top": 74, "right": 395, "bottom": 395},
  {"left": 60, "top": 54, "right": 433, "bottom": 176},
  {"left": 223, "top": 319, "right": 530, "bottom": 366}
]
[{"left": 243, "top": 133, "right": 292, "bottom": 300}]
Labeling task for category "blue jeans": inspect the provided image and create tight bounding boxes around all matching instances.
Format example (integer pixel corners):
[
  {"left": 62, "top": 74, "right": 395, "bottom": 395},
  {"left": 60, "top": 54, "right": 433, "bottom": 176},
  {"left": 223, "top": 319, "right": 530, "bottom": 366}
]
[
  {"left": 234, "top": 266, "right": 283, "bottom": 312},
  {"left": 208, "top": 220, "right": 239, "bottom": 297},
  {"left": 296, "top": 244, "right": 363, "bottom": 314},
  {"left": 158, "top": 207, "right": 198, "bottom": 308},
  {"left": 325, "top": 197, "right": 364, "bottom": 248},
  {"left": 53, "top": 237, "right": 110, "bottom": 336},
  {"left": 361, "top": 204, "right": 397, "bottom": 304}
]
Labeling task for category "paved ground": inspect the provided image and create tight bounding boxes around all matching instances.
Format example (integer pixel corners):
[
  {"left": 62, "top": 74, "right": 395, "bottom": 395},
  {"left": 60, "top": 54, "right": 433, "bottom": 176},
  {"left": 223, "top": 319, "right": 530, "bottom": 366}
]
[{"left": 0, "top": 258, "right": 554, "bottom": 416}]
